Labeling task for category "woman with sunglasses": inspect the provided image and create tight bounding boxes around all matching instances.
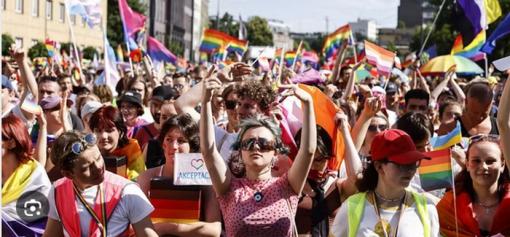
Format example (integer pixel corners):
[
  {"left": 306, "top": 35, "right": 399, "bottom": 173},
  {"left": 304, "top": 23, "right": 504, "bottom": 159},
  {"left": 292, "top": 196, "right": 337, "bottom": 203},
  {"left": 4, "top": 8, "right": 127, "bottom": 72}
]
[
  {"left": 331, "top": 129, "right": 439, "bottom": 237},
  {"left": 43, "top": 131, "right": 158, "bottom": 237},
  {"left": 2, "top": 114, "right": 52, "bottom": 236},
  {"left": 137, "top": 114, "right": 222, "bottom": 236},
  {"left": 218, "top": 84, "right": 240, "bottom": 133},
  {"left": 89, "top": 106, "right": 146, "bottom": 181},
  {"left": 200, "top": 73, "right": 317, "bottom": 236}
]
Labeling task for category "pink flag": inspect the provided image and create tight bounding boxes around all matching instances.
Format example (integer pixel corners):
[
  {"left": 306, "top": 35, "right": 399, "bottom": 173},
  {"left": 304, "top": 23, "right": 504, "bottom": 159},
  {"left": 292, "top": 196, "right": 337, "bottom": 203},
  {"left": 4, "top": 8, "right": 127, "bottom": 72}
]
[
  {"left": 364, "top": 41, "right": 396, "bottom": 77},
  {"left": 119, "top": 0, "right": 146, "bottom": 41}
]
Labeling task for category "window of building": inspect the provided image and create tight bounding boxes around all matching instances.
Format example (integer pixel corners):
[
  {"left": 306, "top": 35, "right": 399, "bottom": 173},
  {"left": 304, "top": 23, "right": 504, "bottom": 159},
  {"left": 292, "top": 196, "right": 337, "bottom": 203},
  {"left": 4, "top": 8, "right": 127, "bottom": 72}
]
[
  {"left": 46, "top": 0, "right": 52, "bottom": 20},
  {"left": 32, "top": 0, "right": 39, "bottom": 16},
  {"left": 71, "top": 15, "right": 76, "bottom": 25},
  {"left": 15, "top": 0, "right": 23, "bottom": 13},
  {"left": 2, "top": 0, "right": 6, "bottom": 10},
  {"left": 59, "top": 3, "right": 65, "bottom": 22},
  {"left": 15, "top": 37, "right": 23, "bottom": 48}
]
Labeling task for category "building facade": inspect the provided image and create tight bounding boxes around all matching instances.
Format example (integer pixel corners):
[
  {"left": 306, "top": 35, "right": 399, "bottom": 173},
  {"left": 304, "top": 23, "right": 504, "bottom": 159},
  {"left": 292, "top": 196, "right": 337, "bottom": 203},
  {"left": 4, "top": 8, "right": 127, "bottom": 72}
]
[
  {"left": 267, "top": 19, "right": 294, "bottom": 50},
  {"left": 2, "top": 0, "right": 107, "bottom": 52},
  {"left": 397, "top": 0, "right": 436, "bottom": 29},
  {"left": 349, "top": 19, "right": 377, "bottom": 41}
]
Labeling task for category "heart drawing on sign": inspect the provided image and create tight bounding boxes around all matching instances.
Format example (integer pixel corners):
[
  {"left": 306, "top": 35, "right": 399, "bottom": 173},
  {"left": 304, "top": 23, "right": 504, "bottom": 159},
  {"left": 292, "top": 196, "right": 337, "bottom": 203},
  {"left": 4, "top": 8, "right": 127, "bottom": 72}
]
[{"left": 191, "top": 159, "right": 204, "bottom": 170}]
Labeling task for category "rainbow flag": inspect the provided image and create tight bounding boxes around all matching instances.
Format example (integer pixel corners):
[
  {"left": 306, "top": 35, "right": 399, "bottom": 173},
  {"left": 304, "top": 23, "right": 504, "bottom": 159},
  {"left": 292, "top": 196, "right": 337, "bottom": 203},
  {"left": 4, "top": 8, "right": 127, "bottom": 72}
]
[
  {"left": 149, "top": 178, "right": 201, "bottom": 224},
  {"left": 450, "top": 35, "right": 464, "bottom": 55},
  {"left": 199, "top": 29, "right": 232, "bottom": 53},
  {"left": 419, "top": 149, "right": 453, "bottom": 191},
  {"left": 364, "top": 40, "right": 395, "bottom": 77},
  {"left": 284, "top": 51, "right": 297, "bottom": 67},
  {"left": 322, "top": 24, "right": 352, "bottom": 60},
  {"left": 226, "top": 38, "right": 248, "bottom": 56},
  {"left": 430, "top": 121, "right": 463, "bottom": 150},
  {"left": 452, "top": 31, "right": 486, "bottom": 61},
  {"left": 45, "top": 39, "right": 56, "bottom": 57}
]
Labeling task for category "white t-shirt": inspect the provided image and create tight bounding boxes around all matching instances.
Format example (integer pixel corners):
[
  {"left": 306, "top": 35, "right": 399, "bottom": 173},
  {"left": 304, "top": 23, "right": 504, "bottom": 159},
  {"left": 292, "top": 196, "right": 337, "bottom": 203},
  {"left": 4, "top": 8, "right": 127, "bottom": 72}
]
[
  {"left": 48, "top": 183, "right": 154, "bottom": 237},
  {"left": 214, "top": 125, "right": 237, "bottom": 162},
  {"left": 330, "top": 192, "right": 439, "bottom": 237}
]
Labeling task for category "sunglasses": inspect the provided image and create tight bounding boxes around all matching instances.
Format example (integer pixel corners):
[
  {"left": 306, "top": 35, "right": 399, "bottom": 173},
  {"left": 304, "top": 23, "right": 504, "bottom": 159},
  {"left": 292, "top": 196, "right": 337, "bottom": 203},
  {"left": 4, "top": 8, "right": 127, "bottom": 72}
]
[
  {"left": 225, "top": 100, "right": 237, "bottom": 110},
  {"left": 240, "top": 137, "right": 276, "bottom": 152},
  {"left": 368, "top": 124, "right": 388, "bottom": 132},
  {"left": 468, "top": 134, "right": 500, "bottom": 147},
  {"left": 62, "top": 134, "right": 97, "bottom": 159},
  {"left": 387, "top": 160, "right": 421, "bottom": 172}
]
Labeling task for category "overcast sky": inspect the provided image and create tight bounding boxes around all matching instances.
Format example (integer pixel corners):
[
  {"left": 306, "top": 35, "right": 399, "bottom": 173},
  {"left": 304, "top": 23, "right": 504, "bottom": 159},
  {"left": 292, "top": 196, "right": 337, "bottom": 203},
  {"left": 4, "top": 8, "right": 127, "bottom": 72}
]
[{"left": 208, "top": 0, "right": 401, "bottom": 33}]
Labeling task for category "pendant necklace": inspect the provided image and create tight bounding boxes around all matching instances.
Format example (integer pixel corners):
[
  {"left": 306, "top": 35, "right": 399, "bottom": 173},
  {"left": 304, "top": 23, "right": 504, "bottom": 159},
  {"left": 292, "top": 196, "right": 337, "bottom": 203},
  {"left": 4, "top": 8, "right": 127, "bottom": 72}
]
[{"left": 478, "top": 201, "right": 499, "bottom": 214}]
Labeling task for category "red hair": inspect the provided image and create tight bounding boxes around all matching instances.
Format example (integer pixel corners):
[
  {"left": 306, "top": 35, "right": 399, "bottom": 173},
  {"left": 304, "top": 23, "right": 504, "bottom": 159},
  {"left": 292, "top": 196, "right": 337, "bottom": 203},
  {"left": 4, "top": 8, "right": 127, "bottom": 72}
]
[{"left": 2, "top": 115, "right": 33, "bottom": 163}]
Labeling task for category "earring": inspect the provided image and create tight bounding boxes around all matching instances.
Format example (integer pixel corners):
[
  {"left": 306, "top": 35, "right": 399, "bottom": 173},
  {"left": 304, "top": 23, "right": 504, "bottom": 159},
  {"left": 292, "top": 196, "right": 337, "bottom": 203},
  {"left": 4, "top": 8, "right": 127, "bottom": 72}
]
[{"left": 270, "top": 157, "right": 276, "bottom": 168}]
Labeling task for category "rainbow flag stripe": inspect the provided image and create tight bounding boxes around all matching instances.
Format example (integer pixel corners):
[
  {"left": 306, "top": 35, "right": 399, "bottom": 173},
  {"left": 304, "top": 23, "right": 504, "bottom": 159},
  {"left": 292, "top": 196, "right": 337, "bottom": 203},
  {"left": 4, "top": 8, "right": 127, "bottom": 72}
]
[
  {"left": 454, "top": 31, "right": 486, "bottom": 61},
  {"left": 45, "top": 39, "right": 56, "bottom": 57},
  {"left": 419, "top": 148, "right": 452, "bottom": 191},
  {"left": 322, "top": 24, "right": 352, "bottom": 60},
  {"left": 227, "top": 38, "right": 248, "bottom": 56},
  {"left": 284, "top": 51, "right": 297, "bottom": 67},
  {"left": 200, "top": 29, "right": 232, "bottom": 53}
]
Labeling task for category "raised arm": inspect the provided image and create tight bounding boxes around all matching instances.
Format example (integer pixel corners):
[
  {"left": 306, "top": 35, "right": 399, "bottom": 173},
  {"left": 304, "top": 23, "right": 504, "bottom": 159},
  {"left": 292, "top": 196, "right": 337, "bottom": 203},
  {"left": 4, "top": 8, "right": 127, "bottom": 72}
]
[
  {"left": 341, "top": 59, "right": 365, "bottom": 101},
  {"left": 335, "top": 113, "right": 363, "bottom": 201},
  {"left": 449, "top": 75, "right": 466, "bottom": 104},
  {"left": 331, "top": 40, "right": 349, "bottom": 84},
  {"left": 431, "top": 66, "right": 456, "bottom": 101},
  {"left": 497, "top": 73, "right": 510, "bottom": 172},
  {"left": 12, "top": 48, "right": 39, "bottom": 120},
  {"left": 285, "top": 85, "right": 317, "bottom": 195},
  {"left": 200, "top": 68, "right": 232, "bottom": 196},
  {"left": 175, "top": 81, "right": 203, "bottom": 122},
  {"left": 35, "top": 112, "right": 47, "bottom": 166},
  {"left": 351, "top": 97, "right": 382, "bottom": 151}
]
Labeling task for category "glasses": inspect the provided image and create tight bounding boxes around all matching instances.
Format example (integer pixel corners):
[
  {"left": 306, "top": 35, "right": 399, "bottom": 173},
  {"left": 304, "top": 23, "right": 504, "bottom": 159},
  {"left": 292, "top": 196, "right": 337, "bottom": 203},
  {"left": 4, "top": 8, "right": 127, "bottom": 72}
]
[
  {"left": 468, "top": 134, "right": 500, "bottom": 147},
  {"left": 368, "top": 124, "right": 388, "bottom": 132},
  {"left": 387, "top": 160, "right": 421, "bottom": 172},
  {"left": 62, "top": 134, "right": 97, "bottom": 159},
  {"left": 225, "top": 100, "right": 237, "bottom": 110},
  {"left": 173, "top": 84, "right": 184, "bottom": 90},
  {"left": 240, "top": 137, "right": 276, "bottom": 152}
]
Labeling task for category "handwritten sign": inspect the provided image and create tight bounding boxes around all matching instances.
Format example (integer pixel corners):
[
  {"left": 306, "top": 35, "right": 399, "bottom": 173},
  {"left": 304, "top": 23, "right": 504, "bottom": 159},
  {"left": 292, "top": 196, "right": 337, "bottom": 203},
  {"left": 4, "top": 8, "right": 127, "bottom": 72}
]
[{"left": 173, "top": 153, "right": 211, "bottom": 186}]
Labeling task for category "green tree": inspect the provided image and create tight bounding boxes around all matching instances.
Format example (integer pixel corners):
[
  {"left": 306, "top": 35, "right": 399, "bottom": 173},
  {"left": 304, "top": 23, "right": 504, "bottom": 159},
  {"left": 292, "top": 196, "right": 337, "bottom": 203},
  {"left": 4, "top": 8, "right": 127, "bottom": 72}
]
[
  {"left": 2, "top": 34, "right": 15, "bottom": 56},
  {"left": 246, "top": 16, "right": 273, "bottom": 46},
  {"left": 167, "top": 40, "right": 184, "bottom": 57},
  {"left": 82, "top": 46, "right": 98, "bottom": 60},
  {"left": 60, "top": 42, "right": 73, "bottom": 55},
  {"left": 210, "top": 12, "right": 239, "bottom": 37},
  {"left": 28, "top": 41, "right": 48, "bottom": 59},
  {"left": 293, "top": 40, "right": 311, "bottom": 51},
  {"left": 107, "top": 0, "right": 146, "bottom": 49}
]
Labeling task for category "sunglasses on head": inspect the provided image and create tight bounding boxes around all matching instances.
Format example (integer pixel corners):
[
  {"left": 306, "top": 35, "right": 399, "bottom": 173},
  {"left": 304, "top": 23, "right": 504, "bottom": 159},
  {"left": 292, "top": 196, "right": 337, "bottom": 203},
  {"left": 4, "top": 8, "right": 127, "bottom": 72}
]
[
  {"left": 468, "top": 134, "right": 500, "bottom": 146},
  {"left": 368, "top": 124, "right": 388, "bottom": 132},
  {"left": 225, "top": 100, "right": 237, "bottom": 110},
  {"left": 62, "top": 134, "right": 97, "bottom": 159},
  {"left": 240, "top": 137, "right": 276, "bottom": 152}
]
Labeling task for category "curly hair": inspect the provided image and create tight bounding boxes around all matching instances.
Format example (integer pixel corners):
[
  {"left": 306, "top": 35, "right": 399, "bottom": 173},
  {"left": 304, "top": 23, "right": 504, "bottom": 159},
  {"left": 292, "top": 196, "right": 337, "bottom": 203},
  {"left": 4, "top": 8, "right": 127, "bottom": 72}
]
[
  {"left": 93, "top": 85, "right": 113, "bottom": 104},
  {"left": 158, "top": 113, "right": 200, "bottom": 153},
  {"left": 237, "top": 80, "right": 277, "bottom": 113}
]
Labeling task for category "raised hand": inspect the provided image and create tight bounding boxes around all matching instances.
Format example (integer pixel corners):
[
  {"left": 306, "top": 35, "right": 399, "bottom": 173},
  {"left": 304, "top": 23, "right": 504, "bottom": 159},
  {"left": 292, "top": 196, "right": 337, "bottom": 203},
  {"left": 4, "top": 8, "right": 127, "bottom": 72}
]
[
  {"left": 217, "top": 62, "right": 253, "bottom": 82},
  {"left": 279, "top": 84, "right": 312, "bottom": 103},
  {"left": 203, "top": 66, "right": 222, "bottom": 102},
  {"left": 361, "top": 96, "right": 382, "bottom": 118}
]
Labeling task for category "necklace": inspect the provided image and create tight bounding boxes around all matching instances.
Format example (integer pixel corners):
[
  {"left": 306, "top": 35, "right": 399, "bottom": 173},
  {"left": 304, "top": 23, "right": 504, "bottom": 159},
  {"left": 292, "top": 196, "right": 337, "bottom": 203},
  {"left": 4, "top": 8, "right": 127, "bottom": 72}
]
[
  {"left": 477, "top": 201, "right": 499, "bottom": 214},
  {"left": 374, "top": 191, "right": 405, "bottom": 203},
  {"left": 372, "top": 191, "right": 407, "bottom": 237}
]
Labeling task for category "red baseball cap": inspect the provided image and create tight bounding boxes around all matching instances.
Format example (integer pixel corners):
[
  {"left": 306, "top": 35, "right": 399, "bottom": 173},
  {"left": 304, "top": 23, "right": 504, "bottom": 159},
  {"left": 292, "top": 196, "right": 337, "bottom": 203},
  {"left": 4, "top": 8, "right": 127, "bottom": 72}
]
[{"left": 370, "top": 129, "right": 430, "bottom": 165}]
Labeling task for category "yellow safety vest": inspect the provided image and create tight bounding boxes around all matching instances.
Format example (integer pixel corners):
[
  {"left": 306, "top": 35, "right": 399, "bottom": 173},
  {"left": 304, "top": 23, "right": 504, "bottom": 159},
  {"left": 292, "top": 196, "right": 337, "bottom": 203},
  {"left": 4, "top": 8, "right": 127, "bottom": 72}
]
[{"left": 346, "top": 190, "right": 430, "bottom": 237}]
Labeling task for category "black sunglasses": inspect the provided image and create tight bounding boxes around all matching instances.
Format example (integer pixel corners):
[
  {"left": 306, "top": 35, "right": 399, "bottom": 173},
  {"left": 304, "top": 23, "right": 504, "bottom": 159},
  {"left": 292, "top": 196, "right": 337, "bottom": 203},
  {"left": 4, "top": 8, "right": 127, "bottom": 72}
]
[
  {"left": 387, "top": 160, "right": 421, "bottom": 172},
  {"left": 240, "top": 137, "right": 276, "bottom": 152},
  {"left": 368, "top": 124, "right": 388, "bottom": 132},
  {"left": 225, "top": 100, "right": 237, "bottom": 110}
]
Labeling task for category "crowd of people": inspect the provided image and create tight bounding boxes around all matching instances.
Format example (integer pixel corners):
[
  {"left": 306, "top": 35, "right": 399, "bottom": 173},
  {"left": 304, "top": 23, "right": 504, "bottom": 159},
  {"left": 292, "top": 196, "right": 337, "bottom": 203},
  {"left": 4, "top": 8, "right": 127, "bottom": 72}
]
[{"left": 1, "top": 42, "right": 510, "bottom": 237}]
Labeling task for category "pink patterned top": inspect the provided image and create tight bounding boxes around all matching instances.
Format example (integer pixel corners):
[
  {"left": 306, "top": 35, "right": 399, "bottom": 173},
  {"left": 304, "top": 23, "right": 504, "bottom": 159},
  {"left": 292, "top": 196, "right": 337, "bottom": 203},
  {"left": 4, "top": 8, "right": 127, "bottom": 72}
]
[{"left": 218, "top": 173, "right": 299, "bottom": 237}]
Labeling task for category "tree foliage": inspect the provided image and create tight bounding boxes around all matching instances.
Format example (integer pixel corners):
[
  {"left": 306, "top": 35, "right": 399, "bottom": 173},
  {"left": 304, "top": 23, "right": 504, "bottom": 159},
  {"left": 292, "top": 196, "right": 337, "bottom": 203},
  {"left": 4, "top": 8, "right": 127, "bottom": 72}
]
[
  {"left": 410, "top": 0, "right": 510, "bottom": 61},
  {"left": 107, "top": 0, "right": 146, "bottom": 49},
  {"left": 82, "top": 46, "right": 98, "bottom": 60},
  {"left": 2, "top": 34, "right": 15, "bottom": 56},
  {"left": 210, "top": 13, "right": 239, "bottom": 37},
  {"left": 246, "top": 16, "right": 273, "bottom": 46},
  {"left": 167, "top": 40, "right": 184, "bottom": 57},
  {"left": 28, "top": 41, "right": 48, "bottom": 59}
]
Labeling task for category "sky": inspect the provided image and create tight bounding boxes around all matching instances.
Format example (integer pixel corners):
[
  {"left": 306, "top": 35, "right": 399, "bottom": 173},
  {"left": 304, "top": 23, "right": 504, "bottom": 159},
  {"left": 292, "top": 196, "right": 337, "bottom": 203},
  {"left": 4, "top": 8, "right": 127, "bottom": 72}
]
[{"left": 208, "top": 0, "right": 401, "bottom": 33}]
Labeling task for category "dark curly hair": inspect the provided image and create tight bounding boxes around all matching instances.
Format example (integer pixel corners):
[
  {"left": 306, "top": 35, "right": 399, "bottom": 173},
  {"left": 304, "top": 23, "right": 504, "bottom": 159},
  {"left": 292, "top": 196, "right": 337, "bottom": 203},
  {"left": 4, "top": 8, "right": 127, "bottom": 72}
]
[
  {"left": 237, "top": 80, "right": 277, "bottom": 113},
  {"left": 89, "top": 106, "right": 129, "bottom": 149},
  {"left": 158, "top": 113, "right": 200, "bottom": 153}
]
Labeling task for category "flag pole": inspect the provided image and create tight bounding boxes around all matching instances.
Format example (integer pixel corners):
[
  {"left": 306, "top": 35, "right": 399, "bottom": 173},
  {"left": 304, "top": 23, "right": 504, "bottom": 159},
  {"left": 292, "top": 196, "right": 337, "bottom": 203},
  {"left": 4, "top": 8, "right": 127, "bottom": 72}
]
[
  {"left": 118, "top": 0, "right": 135, "bottom": 77},
  {"left": 278, "top": 47, "right": 286, "bottom": 85},
  {"left": 418, "top": 0, "right": 447, "bottom": 57},
  {"left": 350, "top": 33, "right": 358, "bottom": 64},
  {"left": 102, "top": 20, "right": 110, "bottom": 88},
  {"left": 449, "top": 150, "right": 459, "bottom": 237},
  {"left": 292, "top": 40, "right": 303, "bottom": 71},
  {"left": 65, "top": 2, "right": 84, "bottom": 83},
  {"left": 484, "top": 53, "right": 489, "bottom": 78}
]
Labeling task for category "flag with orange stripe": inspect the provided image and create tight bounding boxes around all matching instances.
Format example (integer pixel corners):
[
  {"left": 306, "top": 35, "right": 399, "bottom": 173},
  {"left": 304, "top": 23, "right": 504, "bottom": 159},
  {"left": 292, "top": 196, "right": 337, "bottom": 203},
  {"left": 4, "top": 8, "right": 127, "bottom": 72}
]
[{"left": 418, "top": 149, "right": 453, "bottom": 191}]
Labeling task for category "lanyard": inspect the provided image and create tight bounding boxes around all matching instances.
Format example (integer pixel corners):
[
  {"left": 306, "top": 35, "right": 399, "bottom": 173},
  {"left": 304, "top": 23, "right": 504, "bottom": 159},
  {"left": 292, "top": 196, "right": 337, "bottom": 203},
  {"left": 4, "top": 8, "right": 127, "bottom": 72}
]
[
  {"left": 372, "top": 191, "right": 406, "bottom": 237},
  {"left": 73, "top": 184, "right": 107, "bottom": 237}
]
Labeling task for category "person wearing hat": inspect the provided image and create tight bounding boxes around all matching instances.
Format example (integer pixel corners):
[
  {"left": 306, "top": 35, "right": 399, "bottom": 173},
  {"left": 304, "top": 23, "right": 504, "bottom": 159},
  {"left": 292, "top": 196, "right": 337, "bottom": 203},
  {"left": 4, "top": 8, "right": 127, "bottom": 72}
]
[
  {"left": 331, "top": 129, "right": 439, "bottom": 237},
  {"left": 81, "top": 100, "right": 103, "bottom": 133},
  {"left": 133, "top": 85, "right": 178, "bottom": 150},
  {"left": 117, "top": 90, "right": 149, "bottom": 138}
]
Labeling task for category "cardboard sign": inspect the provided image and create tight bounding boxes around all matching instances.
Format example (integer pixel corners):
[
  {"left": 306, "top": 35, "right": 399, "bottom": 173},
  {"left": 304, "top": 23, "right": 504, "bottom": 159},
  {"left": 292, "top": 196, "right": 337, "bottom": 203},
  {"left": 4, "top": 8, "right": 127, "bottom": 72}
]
[
  {"left": 173, "top": 153, "right": 212, "bottom": 186},
  {"left": 493, "top": 56, "right": 510, "bottom": 71}
]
